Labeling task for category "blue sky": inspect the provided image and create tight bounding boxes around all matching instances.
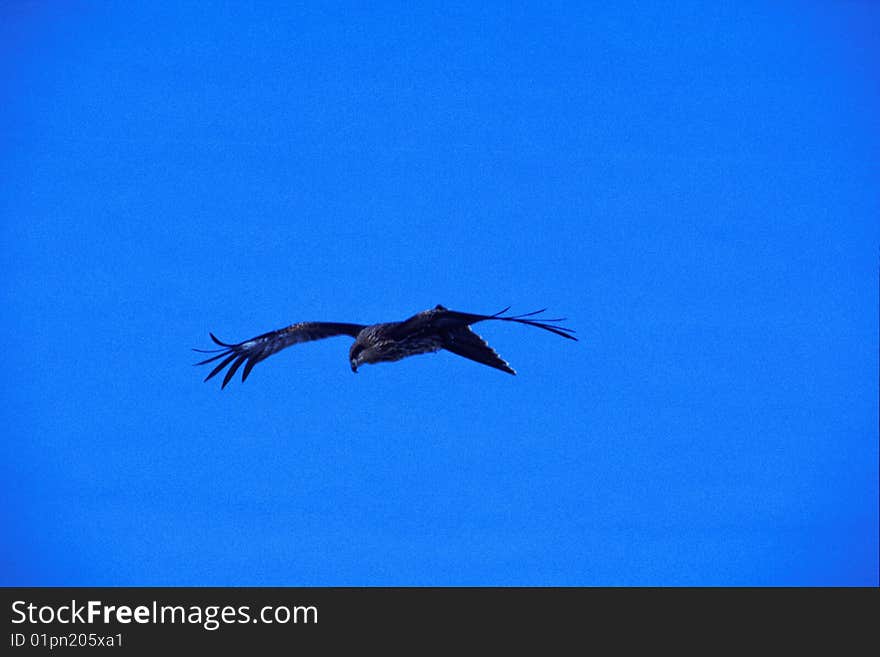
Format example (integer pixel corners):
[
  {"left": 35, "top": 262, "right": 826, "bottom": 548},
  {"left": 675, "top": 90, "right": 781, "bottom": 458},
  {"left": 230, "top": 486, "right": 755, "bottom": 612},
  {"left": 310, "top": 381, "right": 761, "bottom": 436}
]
[{"left": 1, "top": 2, "right": 877, "bottom": 586}]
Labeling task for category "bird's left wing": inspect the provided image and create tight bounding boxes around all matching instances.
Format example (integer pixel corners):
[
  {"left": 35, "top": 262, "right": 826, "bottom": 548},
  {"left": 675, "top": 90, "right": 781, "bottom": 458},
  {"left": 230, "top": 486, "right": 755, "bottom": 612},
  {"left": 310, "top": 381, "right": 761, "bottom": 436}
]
[
  {"left": 194, "top": 322, "right": 365, "bottom": 388},
  {"left": 398, "top": 305, "right": 578, "bottom": 341}
]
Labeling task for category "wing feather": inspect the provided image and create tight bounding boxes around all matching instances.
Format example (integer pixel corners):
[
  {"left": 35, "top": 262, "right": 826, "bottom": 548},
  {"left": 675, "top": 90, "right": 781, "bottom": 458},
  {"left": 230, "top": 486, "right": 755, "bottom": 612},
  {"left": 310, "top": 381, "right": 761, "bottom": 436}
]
[
  {"left": 194, "top": 321, "right": 365, "bottom": 388},
  {"left": 396, "top": 306, "right": 578, "bottom": 341}
]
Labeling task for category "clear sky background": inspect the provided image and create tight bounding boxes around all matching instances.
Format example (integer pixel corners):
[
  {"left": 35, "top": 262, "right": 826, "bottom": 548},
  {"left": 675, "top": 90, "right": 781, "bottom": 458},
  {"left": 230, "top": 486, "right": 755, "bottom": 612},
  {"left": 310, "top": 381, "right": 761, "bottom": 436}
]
[{"left": 1, "top": 2, "right": 877, "bottom": 586}]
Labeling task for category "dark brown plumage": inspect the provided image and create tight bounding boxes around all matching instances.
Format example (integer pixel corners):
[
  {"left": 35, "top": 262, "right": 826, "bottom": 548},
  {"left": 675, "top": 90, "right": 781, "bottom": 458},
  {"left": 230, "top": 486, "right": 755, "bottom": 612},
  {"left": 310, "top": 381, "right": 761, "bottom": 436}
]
[{"left": 194, "top": 305, "right": 576, "bottom": 388}]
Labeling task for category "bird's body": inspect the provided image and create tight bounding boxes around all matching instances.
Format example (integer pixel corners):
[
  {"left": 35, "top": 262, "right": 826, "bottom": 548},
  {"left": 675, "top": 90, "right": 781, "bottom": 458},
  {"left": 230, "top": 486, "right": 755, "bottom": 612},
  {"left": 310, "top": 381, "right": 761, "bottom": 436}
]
[
  {"left": 351, "top": 322, "right": 443, "bottom": 366},
  {"left": 195, "top": 305, "right": 576, "bottom": 388}
]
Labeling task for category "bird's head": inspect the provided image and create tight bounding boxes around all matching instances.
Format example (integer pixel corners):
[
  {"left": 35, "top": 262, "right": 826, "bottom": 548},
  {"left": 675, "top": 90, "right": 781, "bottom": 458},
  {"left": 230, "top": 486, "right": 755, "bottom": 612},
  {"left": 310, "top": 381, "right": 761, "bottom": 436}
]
[{"left": 349, "top": 342, "right": 365, "bottom": 373}]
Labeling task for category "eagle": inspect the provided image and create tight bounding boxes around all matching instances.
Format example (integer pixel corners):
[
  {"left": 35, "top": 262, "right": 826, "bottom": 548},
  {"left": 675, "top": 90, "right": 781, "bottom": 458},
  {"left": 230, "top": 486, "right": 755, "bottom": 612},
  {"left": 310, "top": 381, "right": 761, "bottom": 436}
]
[{"left": 194, "top": 305, "right": 577, "bottom": 388}]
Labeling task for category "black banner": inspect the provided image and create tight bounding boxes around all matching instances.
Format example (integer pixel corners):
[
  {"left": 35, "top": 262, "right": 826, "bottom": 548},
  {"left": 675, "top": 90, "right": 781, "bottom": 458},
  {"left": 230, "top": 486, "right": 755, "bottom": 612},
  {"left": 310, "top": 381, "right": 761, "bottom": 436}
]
[{"left": 2, "top": 587, "right": 877, "bottom": 651}]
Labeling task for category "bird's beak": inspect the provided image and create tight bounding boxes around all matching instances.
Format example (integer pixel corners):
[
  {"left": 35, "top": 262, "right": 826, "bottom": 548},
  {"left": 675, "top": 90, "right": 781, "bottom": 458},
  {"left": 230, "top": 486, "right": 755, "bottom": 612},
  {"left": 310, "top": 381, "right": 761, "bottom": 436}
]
[{"left": 350, "top": 361, "right": 358, "bottom": 373}]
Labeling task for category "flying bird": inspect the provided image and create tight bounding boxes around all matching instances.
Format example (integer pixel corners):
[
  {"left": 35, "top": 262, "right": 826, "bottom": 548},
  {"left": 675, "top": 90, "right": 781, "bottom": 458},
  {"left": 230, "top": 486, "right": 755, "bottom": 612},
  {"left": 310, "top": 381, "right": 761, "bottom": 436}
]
[{"left": 194, "top": 305, "right": 577, "bottom": 388}]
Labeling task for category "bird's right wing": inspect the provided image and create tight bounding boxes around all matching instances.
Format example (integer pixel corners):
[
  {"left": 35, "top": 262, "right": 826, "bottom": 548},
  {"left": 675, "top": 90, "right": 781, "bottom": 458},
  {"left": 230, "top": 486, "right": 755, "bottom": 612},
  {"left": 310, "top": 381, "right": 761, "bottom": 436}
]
[{"left": 194, "top": 322, "right": 365, "bottom": 388}]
